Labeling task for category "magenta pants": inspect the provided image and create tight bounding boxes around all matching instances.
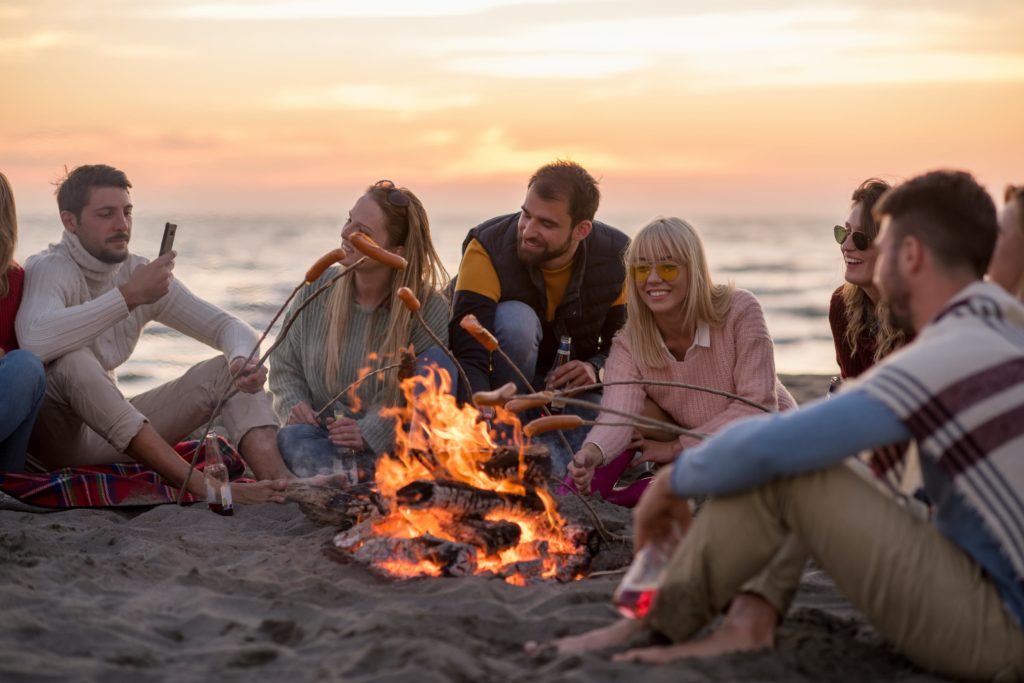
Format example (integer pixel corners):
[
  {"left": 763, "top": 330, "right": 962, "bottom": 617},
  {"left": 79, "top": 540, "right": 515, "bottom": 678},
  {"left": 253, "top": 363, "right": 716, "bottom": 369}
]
[{"left": 558, "top": 448, "right": 651, "bottom": 508}]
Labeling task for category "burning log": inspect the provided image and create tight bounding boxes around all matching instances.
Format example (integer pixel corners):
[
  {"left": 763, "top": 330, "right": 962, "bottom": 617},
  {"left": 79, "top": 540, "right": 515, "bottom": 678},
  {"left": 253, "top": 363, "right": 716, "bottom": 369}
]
[
  {"left": 285, "top": 482, "right": 384, "bottom": 529},
  {"left": 440, "top": 518, "right": 522, "bottom": 556},
  {"left": 350, "top": 534, "right": 478, "bottom": 577},
  {"left": 477, "top": 444, "right": 552, "bottom": 487},
  {"left": 396, "top": 479, "right": 546, "bottom": 517}
]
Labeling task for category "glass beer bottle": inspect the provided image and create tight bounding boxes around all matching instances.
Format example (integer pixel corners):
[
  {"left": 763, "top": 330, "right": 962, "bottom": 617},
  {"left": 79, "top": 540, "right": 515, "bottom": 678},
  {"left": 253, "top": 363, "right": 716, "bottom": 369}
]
[
  {"left": 548, "top": 335, "right": 572, "bottom": 414},
  {"left": 612, "top": 540, "right": 671, "bottom": 619}
]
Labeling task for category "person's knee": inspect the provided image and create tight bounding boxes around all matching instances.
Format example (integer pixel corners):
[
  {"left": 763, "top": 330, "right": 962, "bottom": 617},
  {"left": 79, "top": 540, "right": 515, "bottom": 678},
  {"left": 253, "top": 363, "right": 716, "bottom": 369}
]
[
  {"left": 44, "top": 348, "right": 103, "bottom": 392},
  {"left": 494, "top": 301, "right": 542, "bottom": 361},
  {"left": 417, "top": 346, "right": 457, "bottom": 394},
  {"left": 3, "top": 350, "right": 46, "bottom": 403}
]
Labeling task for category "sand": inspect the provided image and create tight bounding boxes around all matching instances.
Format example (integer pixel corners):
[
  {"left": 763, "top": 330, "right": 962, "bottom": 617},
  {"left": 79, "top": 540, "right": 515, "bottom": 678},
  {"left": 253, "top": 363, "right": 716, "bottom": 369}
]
[{"left": 0, "top": 374, "right": 954, "bottom": 682}]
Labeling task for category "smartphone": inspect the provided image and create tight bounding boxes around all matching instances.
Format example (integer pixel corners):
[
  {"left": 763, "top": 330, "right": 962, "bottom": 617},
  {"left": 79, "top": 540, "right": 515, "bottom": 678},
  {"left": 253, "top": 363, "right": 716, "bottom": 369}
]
[{"left": 159, "top": 222, "right": 177, "bottom": 256}]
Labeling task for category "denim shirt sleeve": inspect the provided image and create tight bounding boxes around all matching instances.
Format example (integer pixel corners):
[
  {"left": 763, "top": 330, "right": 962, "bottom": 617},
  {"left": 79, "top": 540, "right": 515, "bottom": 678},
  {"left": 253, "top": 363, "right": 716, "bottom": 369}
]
[{"left": 671, "top": 389, "right": 911, "bottom": 498}]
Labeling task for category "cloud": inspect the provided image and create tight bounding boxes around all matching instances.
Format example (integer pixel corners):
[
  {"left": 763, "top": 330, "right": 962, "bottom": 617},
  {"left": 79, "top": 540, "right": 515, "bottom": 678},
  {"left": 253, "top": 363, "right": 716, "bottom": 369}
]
[
  {"left": 449, "top": 54, "right": 651, "bottom": 79},
  {"left": 175, "top": 0, "right": 578, "bottom": 20},
  {"left": 0, "top": 31, "right": 76, "bottom": 53},
  {"left": 272, "top": 84, "right": 477, "bottom": 112}
]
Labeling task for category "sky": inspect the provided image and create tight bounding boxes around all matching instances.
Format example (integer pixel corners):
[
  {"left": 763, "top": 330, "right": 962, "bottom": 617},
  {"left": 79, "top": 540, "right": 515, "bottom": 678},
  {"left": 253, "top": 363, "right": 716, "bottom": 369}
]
[{"left": 2, "top": 0, "right": 1022, "bottom": 218}]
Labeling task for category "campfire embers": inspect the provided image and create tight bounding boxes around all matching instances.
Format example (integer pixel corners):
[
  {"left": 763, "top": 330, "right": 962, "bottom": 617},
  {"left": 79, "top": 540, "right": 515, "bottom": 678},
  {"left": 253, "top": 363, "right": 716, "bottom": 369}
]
[{"left": 328, "top": 370, "right": 596, "bottom": 584}]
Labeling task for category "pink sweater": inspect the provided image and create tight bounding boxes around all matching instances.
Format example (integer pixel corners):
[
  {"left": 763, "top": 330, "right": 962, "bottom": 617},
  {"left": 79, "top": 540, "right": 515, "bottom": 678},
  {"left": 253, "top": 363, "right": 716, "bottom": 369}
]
[{"left": 585, "top": 288, "right": 795, "bottom": 460}]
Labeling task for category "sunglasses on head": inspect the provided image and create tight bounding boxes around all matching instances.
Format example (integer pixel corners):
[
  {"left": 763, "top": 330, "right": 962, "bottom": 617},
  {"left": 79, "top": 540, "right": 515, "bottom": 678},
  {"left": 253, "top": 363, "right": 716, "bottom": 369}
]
[
  {"left": 374, "top": 179, "right": 410, "bottom": 208},
  {"left": 833, "top": 225, "right": 872, "bottom": 251},
  {"left": 631, "top": 261, "right": 681, "bottom": 284}
]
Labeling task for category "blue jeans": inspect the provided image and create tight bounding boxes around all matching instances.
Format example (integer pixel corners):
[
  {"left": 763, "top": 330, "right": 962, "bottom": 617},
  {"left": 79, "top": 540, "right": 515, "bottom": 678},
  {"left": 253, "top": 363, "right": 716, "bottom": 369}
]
[
  {"left": 0, "top": 350, "right": 46, "bottom": 472},
  {"left": 278, "top": 346, "right": 458, "bottom": 477},
  {"left": 489, "top": 302, "right": 597, "bottom": 475}
]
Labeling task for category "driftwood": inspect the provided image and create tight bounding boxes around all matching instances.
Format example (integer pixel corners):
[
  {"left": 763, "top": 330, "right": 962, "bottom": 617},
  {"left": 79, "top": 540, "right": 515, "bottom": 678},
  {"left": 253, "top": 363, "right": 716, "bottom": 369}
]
[
  {"left": 284, "top": 481, "right": 384, "bottom": 529},
  {"left": 396, "top": 479, "right": 546, "bottom": 517}
]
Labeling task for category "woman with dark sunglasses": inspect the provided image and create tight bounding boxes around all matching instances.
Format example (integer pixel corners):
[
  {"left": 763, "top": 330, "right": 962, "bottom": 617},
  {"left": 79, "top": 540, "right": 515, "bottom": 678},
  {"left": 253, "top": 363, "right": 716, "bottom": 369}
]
[
  {"left": 829, "top": 178, "right": 906, "bottom": 381},
  {"left": 565, "top": 216, "right": 794, "bottom": 503},
  {"left": 268, "top": 181, "right": 451, "bottom": 478}
]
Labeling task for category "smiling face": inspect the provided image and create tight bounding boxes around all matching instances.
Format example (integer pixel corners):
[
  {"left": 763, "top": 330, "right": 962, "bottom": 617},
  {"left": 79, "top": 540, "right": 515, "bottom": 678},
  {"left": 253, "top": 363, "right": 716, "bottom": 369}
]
[
  {"left": 340, "top": 192, "right": 402, "bottom": 270},
  {"left": 516, "top": 185, "right": 581, "bottom": 268},
  {"left": 633, "top": 259, "right": 688, "bottom": 316},
  {"left": 840, "top": 201, "right": 878, "bottom": 288},
  {"left": 61, "top": 186, "right": 133, "bottom": 264}
]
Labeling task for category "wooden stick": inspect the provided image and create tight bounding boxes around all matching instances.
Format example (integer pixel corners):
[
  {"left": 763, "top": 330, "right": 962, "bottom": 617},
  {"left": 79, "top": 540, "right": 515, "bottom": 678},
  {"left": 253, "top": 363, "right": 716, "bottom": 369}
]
[
  {"left": 560, "top": 380, "right": 773, "bottom": 413},
  {"left": 517, "top": 392, "right": 708, "bottom": 441},
  {"left": 314, "top": 362, "right": 402, "bottom": 421},
  {"left": 175, "top": 257, "right": 366, "bottom": 504}
]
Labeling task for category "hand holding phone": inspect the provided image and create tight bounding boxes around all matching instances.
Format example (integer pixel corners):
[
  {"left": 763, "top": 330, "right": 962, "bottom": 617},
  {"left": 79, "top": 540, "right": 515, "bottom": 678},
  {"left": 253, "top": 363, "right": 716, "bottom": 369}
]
[{"left": 160, "top": 222, "right": 177, "bottom": 256}]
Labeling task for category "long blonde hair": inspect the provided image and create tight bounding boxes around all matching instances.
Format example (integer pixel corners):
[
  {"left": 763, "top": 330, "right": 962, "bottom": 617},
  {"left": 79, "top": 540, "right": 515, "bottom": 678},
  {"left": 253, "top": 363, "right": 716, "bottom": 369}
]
[
  {"left": 323, "top": 183, "right": 449, "bottom": 406},
  {"left": 624, "top": 216, "right": 733, "bottom": 371},
  {"left": 0, "top": 171, "right": 17, "bottom": 298}
]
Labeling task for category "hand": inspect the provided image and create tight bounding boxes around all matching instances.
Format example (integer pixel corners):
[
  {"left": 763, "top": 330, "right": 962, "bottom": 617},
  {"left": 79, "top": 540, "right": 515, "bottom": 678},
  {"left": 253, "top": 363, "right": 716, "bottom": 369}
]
[
  {"left": 119, "top": 251, "right": 174, "bottom": 309},
  {"left": 326, "top": 415, "right": 367, "bottom": 450},
  {"left": 567, "top": 443, "right": 603, "bottom": 494},
  {"left": 477, "top": 405, "right": 496, "bottom": 422},
  {"left": 229, "top": 356, "right": 267, "bottom": 394},
  {"left": 546, "top": 360, "right": 597, "bottom": 391},
  {"left": 230, "top": 478, "right": 288, "bottom": 505},
  {"left": 632, "top": 438, "right": 681, "bottom": 466},
  {"left": 633, "top": 465, "right": 692, "bottom": 550},
  {"left": 287, "top": 401, "right": 319, "bottom": 426}
]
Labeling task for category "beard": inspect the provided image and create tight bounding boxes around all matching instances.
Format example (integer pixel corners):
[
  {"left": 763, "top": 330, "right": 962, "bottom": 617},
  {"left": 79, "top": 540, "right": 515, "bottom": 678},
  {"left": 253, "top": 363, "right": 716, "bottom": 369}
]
[
  {"left": 878, "top": 261, "right": 914, "bottom": 335},
  {"left": 516, "top": 230, "right": 574, "bottom": 267}
]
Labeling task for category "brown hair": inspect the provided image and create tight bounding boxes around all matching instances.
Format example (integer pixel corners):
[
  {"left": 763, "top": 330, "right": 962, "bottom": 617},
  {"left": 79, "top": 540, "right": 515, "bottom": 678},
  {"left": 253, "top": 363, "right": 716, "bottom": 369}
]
[
  {"left": 839, "top": 178, "right": 906, "bottom": 362},
  {"left": 874, "top": 170, "right": 997, "bottom": 278},
  {"left": 56, "top": 164, "right": 132, "bottom": 221},
  {"left": 528, "top": 160, "right": 600, "bottom": 226},
  {"left": 0, "top": 171, "right": 17, "bottom": 298}
]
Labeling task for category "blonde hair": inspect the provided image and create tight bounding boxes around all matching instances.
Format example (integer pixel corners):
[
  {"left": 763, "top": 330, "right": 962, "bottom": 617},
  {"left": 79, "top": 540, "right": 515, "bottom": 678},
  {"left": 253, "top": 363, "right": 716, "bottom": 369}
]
[
  {"left": 0, "top": 172, "right": 17, "bottom": 298},
  {"left": 624, "top": 216, "right": 733, "bottom": 371},
  {"left": 323, "top": 183, "right": 449, "bottom": 406},
  {"left": 1005, "top": 184, "right": 1024, "bottom": 298}
]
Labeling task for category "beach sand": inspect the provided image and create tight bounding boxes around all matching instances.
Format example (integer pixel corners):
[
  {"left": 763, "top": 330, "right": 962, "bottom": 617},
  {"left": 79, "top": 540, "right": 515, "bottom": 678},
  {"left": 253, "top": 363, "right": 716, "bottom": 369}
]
[{"left": 0, "top": 374, "right": 953, "bottom": 682}]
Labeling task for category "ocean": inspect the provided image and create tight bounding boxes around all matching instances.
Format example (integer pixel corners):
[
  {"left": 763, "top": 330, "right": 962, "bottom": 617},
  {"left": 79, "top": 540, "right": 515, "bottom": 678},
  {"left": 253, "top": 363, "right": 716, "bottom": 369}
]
[{"left": 15, "top": 211, "right": 843, "bottom": 395}]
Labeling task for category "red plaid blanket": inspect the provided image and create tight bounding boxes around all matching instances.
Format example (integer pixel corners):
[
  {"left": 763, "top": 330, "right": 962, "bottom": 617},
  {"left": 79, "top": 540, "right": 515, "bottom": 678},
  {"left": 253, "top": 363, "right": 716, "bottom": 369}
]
[{"left": 0, "top": 437, "right": 248, "bottom": 508}]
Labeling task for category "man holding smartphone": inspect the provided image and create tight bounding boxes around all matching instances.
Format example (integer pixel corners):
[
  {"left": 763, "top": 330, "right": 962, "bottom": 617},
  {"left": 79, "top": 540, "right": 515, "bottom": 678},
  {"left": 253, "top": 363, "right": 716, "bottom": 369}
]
[{"left": 15, "top": 164, "right": 292, "bottom": 504}]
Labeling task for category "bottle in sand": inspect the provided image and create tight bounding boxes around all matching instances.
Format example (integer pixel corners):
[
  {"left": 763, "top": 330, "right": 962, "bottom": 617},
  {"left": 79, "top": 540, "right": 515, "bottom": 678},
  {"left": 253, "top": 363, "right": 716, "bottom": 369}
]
[
  {"left": 548, "top": 335, "right": 572, "bottom": 414},
  {"left": 203, "top": 433, "right": 233, "bottom": 516},
  {"left": 612, "top": 540, "right": 671, "bottom": 619}
]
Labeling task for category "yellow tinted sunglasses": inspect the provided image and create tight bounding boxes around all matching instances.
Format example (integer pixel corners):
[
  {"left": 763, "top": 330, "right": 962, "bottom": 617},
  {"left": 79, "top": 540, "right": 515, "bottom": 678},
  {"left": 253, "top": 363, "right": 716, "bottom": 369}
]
[{"left": 631, "top": 262, "right": 681, "bottom": 284}]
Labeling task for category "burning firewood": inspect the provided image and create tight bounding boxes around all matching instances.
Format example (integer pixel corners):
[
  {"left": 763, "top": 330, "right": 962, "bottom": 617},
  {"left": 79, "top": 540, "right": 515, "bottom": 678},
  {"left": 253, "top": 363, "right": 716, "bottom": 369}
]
[
  {"left": 350, "top": 534, "right": 479, "bottom": 578},
  {"left": 396, "top": 479, "right": 546, "bottom": 517},
  {"left": 440, "top": 518, "right": 522, "bottom": 556},
  {"left": 284, "top": 481, "right": 384, "bottom": 529},
  {"left": 477, "top": 444, "right": 552, "bottom": 487}
]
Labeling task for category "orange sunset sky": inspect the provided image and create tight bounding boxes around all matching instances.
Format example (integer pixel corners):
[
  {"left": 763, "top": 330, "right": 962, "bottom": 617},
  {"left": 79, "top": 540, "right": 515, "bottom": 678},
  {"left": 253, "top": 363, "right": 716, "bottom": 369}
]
[{"left": 2, "top": 0, "right": 1022, "bottom": 218}]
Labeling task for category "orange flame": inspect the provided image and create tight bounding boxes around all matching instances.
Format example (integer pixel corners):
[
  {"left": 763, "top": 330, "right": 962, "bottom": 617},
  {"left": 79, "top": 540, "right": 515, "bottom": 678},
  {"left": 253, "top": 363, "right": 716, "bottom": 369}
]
[{"left": 349, "top": 365, "right": 582, "bottom": 583}]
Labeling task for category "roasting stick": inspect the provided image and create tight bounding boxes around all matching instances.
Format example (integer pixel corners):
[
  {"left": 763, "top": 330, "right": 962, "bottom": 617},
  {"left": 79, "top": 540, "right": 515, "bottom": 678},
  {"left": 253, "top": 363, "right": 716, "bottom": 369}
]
[
  {"left": 313, "top": 363, "right": 401, "bottom": 421},
  {"left": 395, "top": 288, "right": 478, "bottom": 409},
  {"left": 558, "top": 380, "right": 773, "bottom": 414},
  {"left": 460, "top": 314, "right": 574, "bottom": 455},
  {"left": 177, "top": 235, "right": 407, "bottom": 504},
  {"left": 175, "top": 250, "right": 371, "bottom": 503}
]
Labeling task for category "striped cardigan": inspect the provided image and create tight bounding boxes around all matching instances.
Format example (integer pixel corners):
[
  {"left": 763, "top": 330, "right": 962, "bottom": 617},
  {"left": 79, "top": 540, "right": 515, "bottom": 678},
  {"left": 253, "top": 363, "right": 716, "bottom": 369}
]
[{"left": 858, "top": 282, "right": 1024, "bottom": 583}]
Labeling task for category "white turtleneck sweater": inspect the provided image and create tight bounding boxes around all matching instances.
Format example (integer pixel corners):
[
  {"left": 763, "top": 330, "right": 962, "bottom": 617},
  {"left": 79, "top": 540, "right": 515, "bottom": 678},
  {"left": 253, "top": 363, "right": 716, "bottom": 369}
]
[{"left": 16, "top": 231, "right": 257, "bottom": 373}]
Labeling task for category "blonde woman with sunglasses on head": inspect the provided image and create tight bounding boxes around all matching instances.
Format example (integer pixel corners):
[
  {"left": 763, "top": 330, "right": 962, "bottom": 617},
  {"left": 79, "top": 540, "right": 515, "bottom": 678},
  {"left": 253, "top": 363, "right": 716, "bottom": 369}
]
[
  {"left": 269, "top": 180, "right": 451, "bottom": 479},
  {"left": 565, "top": 216, "right": 794, "bottom": 504}
]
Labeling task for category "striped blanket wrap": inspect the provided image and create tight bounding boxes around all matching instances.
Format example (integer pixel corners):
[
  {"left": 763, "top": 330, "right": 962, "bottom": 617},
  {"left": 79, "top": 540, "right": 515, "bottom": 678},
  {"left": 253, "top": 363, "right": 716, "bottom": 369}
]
[{"left": 857, "top": 282, "right": 1024, "bottom": 583}]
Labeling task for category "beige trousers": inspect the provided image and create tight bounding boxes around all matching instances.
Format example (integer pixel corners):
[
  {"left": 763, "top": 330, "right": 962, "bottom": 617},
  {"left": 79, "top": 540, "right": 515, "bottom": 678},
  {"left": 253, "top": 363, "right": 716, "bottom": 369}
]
[
  {"left": 647, "top": 465, "right": 1024, "bottom": 682},
  {"left": 28, "top": 349, "right": 278, "bottom": 467}
]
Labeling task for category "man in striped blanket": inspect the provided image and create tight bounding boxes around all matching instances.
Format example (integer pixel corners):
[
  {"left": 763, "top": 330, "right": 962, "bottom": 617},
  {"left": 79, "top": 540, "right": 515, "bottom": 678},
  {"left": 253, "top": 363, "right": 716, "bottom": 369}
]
[{"left": 546, "top": 170, "right": 1024, "bottom": 681}]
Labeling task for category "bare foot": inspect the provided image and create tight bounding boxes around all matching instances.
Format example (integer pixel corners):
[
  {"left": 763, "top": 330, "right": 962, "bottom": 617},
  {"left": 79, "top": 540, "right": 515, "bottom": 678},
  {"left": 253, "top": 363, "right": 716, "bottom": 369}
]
[
  {"left": 613, "top": 592, "right": 776, "bottom": 663},
  {"left": 525, "top": 618, "right": 644, "bottom": 656},
  {"left": 231, "top": 479, "right": 288, "bottom": 505}
]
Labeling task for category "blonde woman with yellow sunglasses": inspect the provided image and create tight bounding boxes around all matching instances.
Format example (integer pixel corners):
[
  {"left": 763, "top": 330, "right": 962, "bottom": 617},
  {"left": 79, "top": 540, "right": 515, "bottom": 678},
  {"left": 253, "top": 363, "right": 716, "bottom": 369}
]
[{"left": 565, "top": 216, "right": 794, "bottom": 503}]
